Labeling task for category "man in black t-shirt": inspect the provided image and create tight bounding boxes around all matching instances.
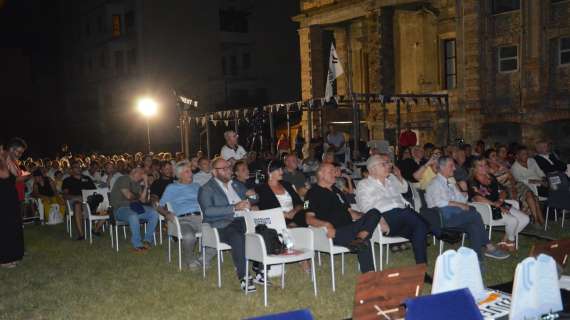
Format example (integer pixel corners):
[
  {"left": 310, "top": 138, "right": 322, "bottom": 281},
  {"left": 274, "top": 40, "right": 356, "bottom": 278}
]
[
  {"left": 62, "top": 161, "right": 96, "bottom": 240},
  {"left": 305, "top": 163, "right": 381, "bottom": 273},
  {"left": 150, "top": 161, "right": 174, "bottom": 203}
]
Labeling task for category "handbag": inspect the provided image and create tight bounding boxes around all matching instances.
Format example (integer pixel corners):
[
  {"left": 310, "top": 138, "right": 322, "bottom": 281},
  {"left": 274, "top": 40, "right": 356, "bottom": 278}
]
[{"left": 255, "top": 224, "right": 285, "bottom": 255}]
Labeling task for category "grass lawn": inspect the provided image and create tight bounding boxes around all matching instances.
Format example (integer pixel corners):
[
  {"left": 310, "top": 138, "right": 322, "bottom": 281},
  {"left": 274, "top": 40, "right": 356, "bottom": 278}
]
[{"left": 1, "top": 222, "right": 568, "bottom": 320}]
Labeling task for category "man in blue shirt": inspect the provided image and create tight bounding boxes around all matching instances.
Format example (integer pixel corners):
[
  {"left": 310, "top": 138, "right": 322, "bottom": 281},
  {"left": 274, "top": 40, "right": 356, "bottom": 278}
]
[{"left": 157, "top": 160, "right": 203, "bottom": 269}]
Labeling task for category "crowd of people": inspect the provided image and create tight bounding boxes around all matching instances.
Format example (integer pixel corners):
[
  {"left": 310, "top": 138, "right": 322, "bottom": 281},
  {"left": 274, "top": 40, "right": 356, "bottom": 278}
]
[{"left": 1, "top": 130, "right": 569, "bottom": 294}]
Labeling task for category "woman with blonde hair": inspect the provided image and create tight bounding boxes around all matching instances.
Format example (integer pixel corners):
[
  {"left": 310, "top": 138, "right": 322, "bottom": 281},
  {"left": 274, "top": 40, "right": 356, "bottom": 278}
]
[{"left": 468, "top": 157, "right": 529, "bottom": 251}]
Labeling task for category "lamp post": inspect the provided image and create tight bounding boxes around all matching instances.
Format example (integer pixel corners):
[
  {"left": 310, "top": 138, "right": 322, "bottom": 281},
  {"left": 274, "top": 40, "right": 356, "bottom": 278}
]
[{"left": 137, "top": 97, "right": 158, "bottom": 153}]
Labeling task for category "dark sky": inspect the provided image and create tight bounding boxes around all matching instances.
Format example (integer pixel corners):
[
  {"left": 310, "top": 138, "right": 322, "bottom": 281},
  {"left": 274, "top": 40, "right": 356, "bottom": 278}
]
[{"left": 0, "top": 0, "right": 61, "bottom": 157}]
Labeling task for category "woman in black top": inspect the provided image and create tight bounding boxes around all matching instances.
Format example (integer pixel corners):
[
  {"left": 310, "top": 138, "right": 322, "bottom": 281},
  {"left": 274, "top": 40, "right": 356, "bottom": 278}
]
[
  {"left": 0, "top": 150, "right": 24, "bottom": 268},
  {"left": 254, "top": 161, "right": 307, "bottom": 227}
]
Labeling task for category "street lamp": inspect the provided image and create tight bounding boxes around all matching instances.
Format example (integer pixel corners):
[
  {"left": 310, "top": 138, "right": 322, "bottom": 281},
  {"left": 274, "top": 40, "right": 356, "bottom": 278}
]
[{"left": 137, "top": 97, "right": 158, "bottom": 153}]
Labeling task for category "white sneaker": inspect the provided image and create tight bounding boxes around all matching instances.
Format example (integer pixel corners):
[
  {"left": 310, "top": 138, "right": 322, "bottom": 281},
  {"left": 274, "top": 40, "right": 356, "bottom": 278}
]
[
  {"left": 240, "top": 277, "right": 256, "bottom": 292},
  {"left": 253, "top": 272, "right": 272, "bottom": 287}
]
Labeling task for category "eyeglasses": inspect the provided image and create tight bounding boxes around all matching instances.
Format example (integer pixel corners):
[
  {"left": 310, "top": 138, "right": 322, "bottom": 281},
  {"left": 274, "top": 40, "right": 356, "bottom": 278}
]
[{"left": 214, "top": 166, "right": 231, "bottom": 171}]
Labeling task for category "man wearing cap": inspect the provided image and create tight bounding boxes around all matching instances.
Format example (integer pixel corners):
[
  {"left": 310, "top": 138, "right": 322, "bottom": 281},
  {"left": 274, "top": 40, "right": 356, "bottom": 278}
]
[{"left": 221, "top": 130, "right": 247, "bottom": 163}]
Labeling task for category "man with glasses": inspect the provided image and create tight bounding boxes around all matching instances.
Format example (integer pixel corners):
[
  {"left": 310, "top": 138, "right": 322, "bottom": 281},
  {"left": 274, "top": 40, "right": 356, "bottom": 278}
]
[
  {"left": 356, "top": 154, "right": 431, "bottom": 281},
  {"left": 221, "top": 130, "right": 247, "bottom": 163},
  {"left": 62, "top": 161, "right": 96, "bottom": 240},
  {"left": 198, "top": 157, "right": 256, "bottom": 292}
]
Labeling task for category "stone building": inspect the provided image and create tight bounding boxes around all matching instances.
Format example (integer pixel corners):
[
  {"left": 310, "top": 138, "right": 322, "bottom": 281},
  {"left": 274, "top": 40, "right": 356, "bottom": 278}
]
[
  {"left": 293, "top": 0, "right": 570, "bottom": 155},
  {"left": 58, "top": 0, "right": 299, "bottom": 153}
]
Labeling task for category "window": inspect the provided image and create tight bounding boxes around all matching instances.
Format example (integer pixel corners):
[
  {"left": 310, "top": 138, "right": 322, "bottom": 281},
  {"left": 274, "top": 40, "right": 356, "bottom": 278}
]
[
  {"left": 221, "top": 57, "right": 227, "bottom": 75},
  {"left": 492, "top": 0, "right": 520, "bottom": 14},
  {"left": 498, "top": 45, "right": 518, "bottom": 72},
  {"left": 125, "top": 11, "right": 135, "bottom": 33},
  {"left": 99, "top": 51, "right": 107, "bottom": 68},
  {"left": 112, "top": 15, "right": 121, "bottom": 37},
  {"left": 219, "top": 9, "right": 249, "bottom": 33},
  {"left": 127, "top": 48, "right": 137, "bottom": 69},
  {"left": 114, "top": 50, "right": 124, "bottom": 73},
  {"left": 87, "top": 56, "right": 93, "bottom": 72},
  {"left": 560, "top": 37, "right": 570, "bottom": 65},
  {"left": 97, "top": 16, "right": 103, "bottom": 33},
  {"left": 242, "top": 53, "right": 251, "bottom": 70},
  {"left": 230, "top": 55, "right": 237, "bottom": 75},
  {"left": 443, "top": 39, "right": 456, "bottom": 89}
]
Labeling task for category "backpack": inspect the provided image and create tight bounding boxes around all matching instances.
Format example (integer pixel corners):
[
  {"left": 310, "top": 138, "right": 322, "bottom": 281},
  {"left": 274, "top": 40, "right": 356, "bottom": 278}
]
[
  {"left": 86, "top": 193, "right": 104, "bottom": 214},
  {"left": 255, "top": 224, "right": 285, "bottom": 255}
]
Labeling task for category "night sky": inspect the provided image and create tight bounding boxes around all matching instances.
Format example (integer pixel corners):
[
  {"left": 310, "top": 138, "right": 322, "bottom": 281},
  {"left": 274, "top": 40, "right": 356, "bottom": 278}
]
[{"left": 0, "top": 0, "right": 61, "bottom": 157}]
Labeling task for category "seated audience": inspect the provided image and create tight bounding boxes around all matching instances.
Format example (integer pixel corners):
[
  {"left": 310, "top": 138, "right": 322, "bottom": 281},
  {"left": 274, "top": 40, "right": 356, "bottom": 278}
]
[
  {"left": 397, "top": 146, "right": 426, "bottom": 183},
  {"left": 486, "top": 149, "right": 544, "bottom": 225},
  {"left": 534, "top": 141, "right": 568, "bottom": 175},
  {"left": 425, "top": 157, "right": 509, "bottom": 261},
  {"left": 306, "top": 163, "right": 381, "bottom": 273},
  {"left": 452, "top": 147, "right": 469, "bottom": 192},
  {"left": 301, "top": 148, "right": 320, "bottom": 183},
  {"left": 255, "top": 160, "right": 306, "bottom": 227},
  {"left": 193, "top": 157, "right": 212, "bottom": 186},
  {"left": 469, "top": 157, "right": 529, "bottom": 251},
  {"left": 232, "top": 160, "right": 257, "bottom": 197},
  {"left": 150, "top": 161, "right": 174, "bottom": 203},
  {"left": 414, "top": 147, "right": 442, "bottom": 190},
  {"left": 511, "top": 146, "right": 548, "bottom": 197},
  {"left": 31, "top": 169, "right": 65, "bottom": 220},
  {"left": 110, "top": 166, "right": 159, "bottom": 252},
  {"left": 157, "top": 161, "right": 203, "bottom": 269},
  {"left": 82, "top": 161, "right": 103, "bottom": 187},
  {"left": 62, "top": 161, "right": 96, "bottom": 240},
  {"left": 282, "top": 154, "right": 308, "bottom": 198},
  {"left": 221, "top": 130, "right": 247, "bottom": 163},
  {"left": 356, "top": 154, "right": 430, "bottom": 274},
  {"left": 101, "top": 161, "right": 122, "bottom": 190},
  {"left": 198, "top": 158, "right": 257, "bottom": 292}
]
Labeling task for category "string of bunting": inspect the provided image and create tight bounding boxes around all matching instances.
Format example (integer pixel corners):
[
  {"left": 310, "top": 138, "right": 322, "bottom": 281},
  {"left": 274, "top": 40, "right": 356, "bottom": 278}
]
[{"left": 187, "top": 93, "right": 448, "bottom": 127}]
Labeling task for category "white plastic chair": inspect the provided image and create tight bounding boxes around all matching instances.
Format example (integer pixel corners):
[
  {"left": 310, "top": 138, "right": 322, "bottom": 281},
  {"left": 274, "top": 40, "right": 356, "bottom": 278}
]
[
  {"left": 310, "top": 226, "right": 350, "bottom": 292},
  {"left": 201, "top": 223, "right": 232, "bottom": 288},
  {"left": 244, "top": 208, "right": 317, "bottom": 306},
  {"left": 32, "top": 197, "right": 45, "bottom": 225},
  {"left": 167, "top": 214, "right": 184, "bottom": 271},
  {"left": 65, "top": 200, "right": 75, "bottom": 238},
  {"left": 82, "top": 188, "right": 110, "bottom": 244},
  {"left": 471, "top": 201, "right": 519, "bottom": 249},
  {"left": 245, "top": 228, "right": 317, "bottom": 306},
  {"left": 370, "top": 226, "right": 409, "bottom": 271}
]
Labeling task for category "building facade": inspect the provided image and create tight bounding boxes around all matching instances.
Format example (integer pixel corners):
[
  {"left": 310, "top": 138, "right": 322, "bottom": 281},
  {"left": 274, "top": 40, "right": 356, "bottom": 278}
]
[
  {"left": 294, "top": 0, "right": 570, "bottom": 154},
  {"left": 59, "top": 0, "right": 299, "bottom": 153}
]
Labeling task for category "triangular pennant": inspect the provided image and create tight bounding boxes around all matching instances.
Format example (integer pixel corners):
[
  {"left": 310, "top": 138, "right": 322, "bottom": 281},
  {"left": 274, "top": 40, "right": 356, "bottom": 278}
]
[
  {"left": 201, "top": 117, "right": 207, "bottom": 126},
  {"left": 195, "top": 117, "right": 200, "bottom": 124},
  {"left": 212, "top": 120, "right": 218, "bottom": 126},
  {"left": 224, "top": 120, "right": 229, "bottom": 126}
]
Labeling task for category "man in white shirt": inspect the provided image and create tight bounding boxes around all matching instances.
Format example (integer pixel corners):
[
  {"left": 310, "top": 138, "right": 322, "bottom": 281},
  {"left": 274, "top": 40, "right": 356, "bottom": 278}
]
[
  {"left": 356, "top": 154, "right": 429, "bottom": 268},
  {"left": 192, "top": 157, "right": 212, "bottom": 186},
  {"left": 220, "top": 130, "right": 247, "bottom": 163},
  {"left": 426, "top": 157, "right": 509, "bottom": 261}
]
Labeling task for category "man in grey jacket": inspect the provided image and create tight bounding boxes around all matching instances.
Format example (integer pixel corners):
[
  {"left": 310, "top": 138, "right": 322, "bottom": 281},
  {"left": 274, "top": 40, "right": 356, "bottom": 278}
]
[{"left": 198, "top": 157, "right": 256, "bottom": 292}]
